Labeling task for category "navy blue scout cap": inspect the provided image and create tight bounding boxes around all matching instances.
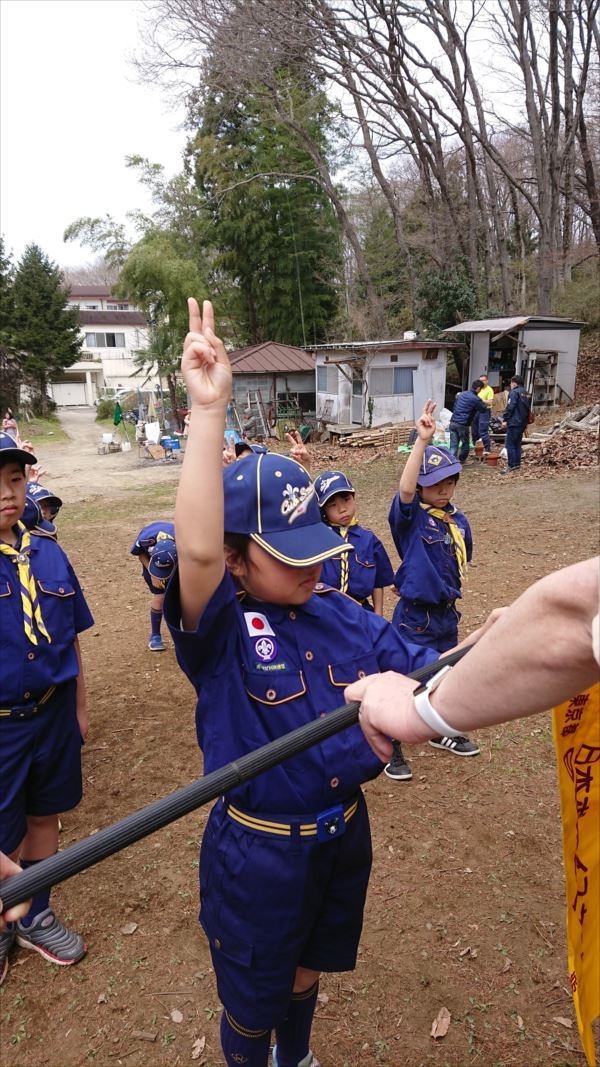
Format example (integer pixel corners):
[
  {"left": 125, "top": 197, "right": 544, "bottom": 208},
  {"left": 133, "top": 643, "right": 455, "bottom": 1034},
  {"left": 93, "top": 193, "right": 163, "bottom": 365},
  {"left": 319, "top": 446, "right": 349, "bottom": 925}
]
[
  {"left": 21, "top": 496, "right": 42, "bottom": 529},
  {"left": 417, "top": 445, "right": 462, "bottom": 487},
  {"left": 148, "top": 540, "right": 178, "bottom": 580},
  {"left": 0, "top": 431, "right": 37, "bottom": 467},
  {"left": 314, "top": 470, "right": 355, "bottom": 507},
  {"left": 223, "top": 452, "right": 352, "bottom": 567},
  {"left": 26, "top": 482, "right": 63, "bottom": 511},
  {"left": 234, "top": 441, "right": 268, "bottom": 458}
]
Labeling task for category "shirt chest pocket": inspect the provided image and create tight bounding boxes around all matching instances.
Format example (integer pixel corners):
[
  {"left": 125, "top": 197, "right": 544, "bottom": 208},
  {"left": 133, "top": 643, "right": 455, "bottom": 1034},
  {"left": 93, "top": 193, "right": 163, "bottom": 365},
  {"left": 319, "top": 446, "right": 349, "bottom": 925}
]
[
  {"left": 37, "top": 580, "right": 76, "bottom": 638},
  {"left": 0, "top": 580, "right": 12, "bottom": 598},
  {"left": 243, "top": 670, "right": 307, "bottom": 706},
  {"left": 353, "top": 553, "right": 375, "bottom": 569},
  {"left": 328, "top": 653, "right": 380, "bottom": 687}
]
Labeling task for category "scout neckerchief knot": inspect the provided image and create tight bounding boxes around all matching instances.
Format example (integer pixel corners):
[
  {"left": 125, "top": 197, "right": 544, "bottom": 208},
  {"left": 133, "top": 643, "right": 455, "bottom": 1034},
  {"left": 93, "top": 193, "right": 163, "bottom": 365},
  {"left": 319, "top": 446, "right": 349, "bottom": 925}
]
[
  {"left": 0, "top": 521, "right": 52, "bottom": 645},
  {"left": 419, "top": 503, "right": 468, "bottom": 580},
  {"left": 334, "top": 517, "right": 359, "bottom": 594},
  {"left": 155, "top": 530, "right": 175, "bottom": 543}
]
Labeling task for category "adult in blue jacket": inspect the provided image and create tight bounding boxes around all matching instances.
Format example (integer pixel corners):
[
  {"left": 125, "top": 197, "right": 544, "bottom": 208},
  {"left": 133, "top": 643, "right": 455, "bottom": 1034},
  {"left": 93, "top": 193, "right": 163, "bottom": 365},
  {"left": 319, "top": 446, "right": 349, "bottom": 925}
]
[
  {"left": 449, "top": 382, "right": 489, "bottom": 462},
  {"left": 501, "top": 375, "right": 531, "bottom": 472}
]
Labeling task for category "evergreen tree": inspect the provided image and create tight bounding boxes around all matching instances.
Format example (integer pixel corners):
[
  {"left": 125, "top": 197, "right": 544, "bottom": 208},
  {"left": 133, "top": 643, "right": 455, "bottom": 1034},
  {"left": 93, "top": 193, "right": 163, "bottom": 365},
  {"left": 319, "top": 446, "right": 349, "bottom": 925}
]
[
  {"left": 189, "top": 76, "right": 342, "bottom": 345},
  {"left": 12, "top": 244, "right": 82, "bottom": 412},
  {"left": 0, "top": 237, "right": 19, "bottom": 410}
]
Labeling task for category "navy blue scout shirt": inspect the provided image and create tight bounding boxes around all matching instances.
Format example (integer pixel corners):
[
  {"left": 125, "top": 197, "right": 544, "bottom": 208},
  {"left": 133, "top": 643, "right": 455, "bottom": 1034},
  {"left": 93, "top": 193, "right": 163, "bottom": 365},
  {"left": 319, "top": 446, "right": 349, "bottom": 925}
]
[
  {"left": 451, "top": 389, "right": 489, "bottom": 426},
  {"left": 0, "top": 531, "right": 94, "bottom": 706},
  {"left": 318, "top": 524, "right": 394, "bottom": 602},
  {"left": 130, "top": 521, "right": 175, "bottom": 555},
  {"left": 388, "top": 493, "right": 472, "bottom": 605},
  {"left": 165, "top": 569, "right": 437, "bottom": 815}
]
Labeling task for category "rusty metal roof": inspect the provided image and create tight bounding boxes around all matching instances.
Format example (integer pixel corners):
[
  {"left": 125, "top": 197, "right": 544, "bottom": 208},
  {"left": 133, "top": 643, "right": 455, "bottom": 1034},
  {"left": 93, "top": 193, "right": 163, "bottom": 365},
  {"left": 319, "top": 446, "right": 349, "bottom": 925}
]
[{"left": 229, "top": 342, "right": 315, "bottom": 374}]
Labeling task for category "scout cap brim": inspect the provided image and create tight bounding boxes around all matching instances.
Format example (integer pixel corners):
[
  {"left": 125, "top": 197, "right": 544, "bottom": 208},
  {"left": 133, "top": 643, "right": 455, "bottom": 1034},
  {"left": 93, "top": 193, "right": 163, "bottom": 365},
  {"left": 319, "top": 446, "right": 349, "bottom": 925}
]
[
  {"left": 417, "top": 459, "right": 462, "bottom": 486},
  {"left": 251, "top": 524, "right": 352, "bottom": 567}
]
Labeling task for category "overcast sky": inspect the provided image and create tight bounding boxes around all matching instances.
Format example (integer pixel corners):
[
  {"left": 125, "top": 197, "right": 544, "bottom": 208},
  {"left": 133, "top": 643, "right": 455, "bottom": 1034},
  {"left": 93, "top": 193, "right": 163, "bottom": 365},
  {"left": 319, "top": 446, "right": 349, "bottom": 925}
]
[{"left": 0, "top": 0, "right": 187, "bottom": 268}]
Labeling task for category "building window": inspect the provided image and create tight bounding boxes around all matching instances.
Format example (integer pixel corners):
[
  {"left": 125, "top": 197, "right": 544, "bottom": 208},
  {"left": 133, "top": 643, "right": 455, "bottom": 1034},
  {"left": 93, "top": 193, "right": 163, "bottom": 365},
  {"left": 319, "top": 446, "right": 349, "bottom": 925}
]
[
  {"left": 370, "top": 367, "right": 415, "bottom": 396},
  {"left": 84, "top": 332, "right": 125, "bottom": 348},
  {"left": 107, "top": 303, "right": 129, "bottom": 311},
  {"left": 317, "top": 365, "right": 338, "bottom": 392}
]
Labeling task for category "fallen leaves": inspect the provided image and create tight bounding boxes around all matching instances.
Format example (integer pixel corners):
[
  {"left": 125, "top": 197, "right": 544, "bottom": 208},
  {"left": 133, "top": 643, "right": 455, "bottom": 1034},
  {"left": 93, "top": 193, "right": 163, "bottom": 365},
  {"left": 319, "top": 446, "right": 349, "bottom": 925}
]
[
  {"left": 120, "top": 921, "right": 138, "bottom": 936},
  {"left": 430, "top": 1006, "right": 451, "bottom": 1039},
  {"left": 191, "top": 1035, "right": 206, "bottom": 1059},
  {"left": 170, "top": 1008, "right": 184, "bottom": 1023},
  {"left": 553, "top": 1016, "right": 573, "bottom": 1029}
]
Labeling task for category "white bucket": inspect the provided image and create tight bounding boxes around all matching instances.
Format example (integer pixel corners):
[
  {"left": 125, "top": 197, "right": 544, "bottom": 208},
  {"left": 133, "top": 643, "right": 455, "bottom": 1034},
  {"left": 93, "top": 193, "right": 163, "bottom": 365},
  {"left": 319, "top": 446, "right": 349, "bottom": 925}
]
[
  {"left": 121, "top": 441, "right": 131, "bottom": 452},
  {"left": 102, "top": 433, "right": 113, "bottom": 444}
]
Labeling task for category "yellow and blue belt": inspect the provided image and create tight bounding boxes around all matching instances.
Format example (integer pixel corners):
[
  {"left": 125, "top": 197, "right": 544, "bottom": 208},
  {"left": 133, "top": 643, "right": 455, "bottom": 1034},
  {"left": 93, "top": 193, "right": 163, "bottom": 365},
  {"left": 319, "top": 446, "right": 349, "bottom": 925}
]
[
  {"left": 0, "top": 685, "right": 57, "bottom": 720},
  {"left": 225, "top": 796, "right": 359, "bottom": 843}
]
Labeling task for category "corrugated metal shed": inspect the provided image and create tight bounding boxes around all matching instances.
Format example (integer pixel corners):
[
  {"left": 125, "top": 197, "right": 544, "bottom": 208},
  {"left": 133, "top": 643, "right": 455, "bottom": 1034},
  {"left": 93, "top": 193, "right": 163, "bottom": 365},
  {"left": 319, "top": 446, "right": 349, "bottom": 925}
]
[
  {"left": 443, "top": 315, "right": 585, "bottom": 333},
  {"left": 229, "top": 342, "right": 315, "bottom": 374}
]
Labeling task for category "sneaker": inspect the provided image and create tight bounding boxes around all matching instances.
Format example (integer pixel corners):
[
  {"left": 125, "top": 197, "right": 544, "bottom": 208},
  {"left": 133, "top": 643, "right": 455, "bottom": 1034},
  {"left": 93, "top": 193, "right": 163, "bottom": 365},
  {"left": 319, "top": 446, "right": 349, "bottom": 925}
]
[
  {"left": 384, "top": 745, "right": 413, "bottom": 780},
  {"left": 148, "top": 634, "right": 165, "bottom": 651},
  {"left": 429, "top": 736, "right": 480, "bottom": 757},
  {"left": 0, "top": 925, "right": 16, "bottom": 985},
  {"left": 272, "top": 1048, "right": 321, "bottom": 1067},
  {"left": 16, "top": 908, "right": 87, "bottom": 965}
]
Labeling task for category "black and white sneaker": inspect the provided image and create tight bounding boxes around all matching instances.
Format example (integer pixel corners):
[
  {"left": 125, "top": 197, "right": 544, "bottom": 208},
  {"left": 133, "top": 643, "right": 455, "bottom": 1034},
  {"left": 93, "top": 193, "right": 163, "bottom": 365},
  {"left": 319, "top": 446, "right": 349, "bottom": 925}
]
[
  {"left": 384, "top": 742, "right": 413, "bottom": 780},
  {"left": 429, "top": 736, "right": 480, "bottom": 757}
]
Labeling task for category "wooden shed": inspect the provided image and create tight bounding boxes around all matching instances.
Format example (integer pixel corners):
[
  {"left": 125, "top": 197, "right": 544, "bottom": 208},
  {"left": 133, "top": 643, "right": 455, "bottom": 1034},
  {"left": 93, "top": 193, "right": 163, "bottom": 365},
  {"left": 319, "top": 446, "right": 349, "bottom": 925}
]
[{"left": 228, "top": 341, "right": 316, "bottom": 424}]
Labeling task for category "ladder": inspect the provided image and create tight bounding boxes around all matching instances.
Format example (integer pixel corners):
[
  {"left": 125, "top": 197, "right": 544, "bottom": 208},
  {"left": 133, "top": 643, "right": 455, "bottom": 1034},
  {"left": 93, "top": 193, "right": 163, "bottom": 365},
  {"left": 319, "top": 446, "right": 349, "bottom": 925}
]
[{"left": 246, "top": 390, "right": 272, "bottom": 438}]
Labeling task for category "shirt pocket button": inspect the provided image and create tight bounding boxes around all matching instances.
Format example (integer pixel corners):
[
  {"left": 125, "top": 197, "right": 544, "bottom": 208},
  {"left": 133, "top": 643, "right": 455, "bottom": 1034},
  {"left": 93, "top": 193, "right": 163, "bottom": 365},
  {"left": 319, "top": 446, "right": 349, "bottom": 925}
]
[
  {"left": 266, "top": 689, "right": 277, "bottom": 701},
  {"left": 305, "top": 650, "right": 314, "bottom": 661},
  {"left": 357, "top": 670, "right": 366, "bottom": 678}
]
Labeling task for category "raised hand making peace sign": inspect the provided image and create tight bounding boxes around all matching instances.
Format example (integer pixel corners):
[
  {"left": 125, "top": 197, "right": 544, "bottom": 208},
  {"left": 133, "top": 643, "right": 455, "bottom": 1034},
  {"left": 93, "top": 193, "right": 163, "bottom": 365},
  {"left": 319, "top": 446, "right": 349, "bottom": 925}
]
[{"left": 182, "top": 299, "right": 232, "bottom": 409}]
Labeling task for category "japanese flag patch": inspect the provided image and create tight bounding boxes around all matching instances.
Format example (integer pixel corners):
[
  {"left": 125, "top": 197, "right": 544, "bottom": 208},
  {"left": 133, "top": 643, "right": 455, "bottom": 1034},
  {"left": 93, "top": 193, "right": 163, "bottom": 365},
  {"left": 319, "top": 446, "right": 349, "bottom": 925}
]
[{"left": 244, "top": 612, "right": 275, "bottom": 638}]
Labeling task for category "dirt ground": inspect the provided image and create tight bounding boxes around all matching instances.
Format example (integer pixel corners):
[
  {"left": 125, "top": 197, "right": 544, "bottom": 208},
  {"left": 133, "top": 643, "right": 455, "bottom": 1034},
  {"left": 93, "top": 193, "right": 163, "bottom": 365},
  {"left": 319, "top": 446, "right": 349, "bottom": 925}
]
[{"left": 2, "top": 409, "right": 599, "bottom": 1067}]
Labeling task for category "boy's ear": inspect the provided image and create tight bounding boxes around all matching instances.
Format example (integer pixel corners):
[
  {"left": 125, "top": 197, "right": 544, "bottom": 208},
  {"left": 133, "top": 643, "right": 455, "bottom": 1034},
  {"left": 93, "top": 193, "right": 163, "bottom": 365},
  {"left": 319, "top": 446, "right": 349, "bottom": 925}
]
[{"left": 224, "top": 544, "right": 245, "bottom": 576}]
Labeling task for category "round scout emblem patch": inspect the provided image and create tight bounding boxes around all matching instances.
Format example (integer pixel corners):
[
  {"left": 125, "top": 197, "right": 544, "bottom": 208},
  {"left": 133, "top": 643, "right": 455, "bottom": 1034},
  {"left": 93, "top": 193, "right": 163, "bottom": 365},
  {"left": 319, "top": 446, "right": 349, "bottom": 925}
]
[{"left": 255, "top": 636, "right": 278, "bottom": 662}]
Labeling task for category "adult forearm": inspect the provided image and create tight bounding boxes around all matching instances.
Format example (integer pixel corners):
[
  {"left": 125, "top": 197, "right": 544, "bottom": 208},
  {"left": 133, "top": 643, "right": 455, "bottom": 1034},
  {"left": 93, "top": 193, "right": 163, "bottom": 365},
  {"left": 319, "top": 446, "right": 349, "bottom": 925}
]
[{"left": 430, "top": 557, "right": 599, "bottom": 731}]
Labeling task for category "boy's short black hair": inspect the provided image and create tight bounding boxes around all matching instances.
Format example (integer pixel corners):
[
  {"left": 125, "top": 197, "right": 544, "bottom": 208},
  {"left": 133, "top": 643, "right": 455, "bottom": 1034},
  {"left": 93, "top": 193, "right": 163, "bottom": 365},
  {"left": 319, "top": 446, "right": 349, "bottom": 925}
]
[
  {"left": 471, "top": 380, "right": 483, "bottom": 391},
  {"left": 511, "top": 374, "right": 524, "bottom": 386},
  {"left": 224, "top": 532, "right": 251, "bottom": 560},
  {"left": 0, "top": 455, "right": 27, "bottom": 473}
]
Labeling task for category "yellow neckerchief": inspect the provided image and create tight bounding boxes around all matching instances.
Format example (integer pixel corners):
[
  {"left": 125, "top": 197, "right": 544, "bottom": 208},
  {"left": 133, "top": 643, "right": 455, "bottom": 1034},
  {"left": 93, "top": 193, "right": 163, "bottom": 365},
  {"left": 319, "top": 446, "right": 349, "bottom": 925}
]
[
  {"left": 155, "top": 530, "right": 175, "bottom": 544},
  {"left": 0, "top": 521, "right": 52, "bottom": 645},
  {"left": 331, "top": 517, "right": 359, "bottom": 594},
  {"left": 419, "top": 503, "right": 468, "bottom": 580}
]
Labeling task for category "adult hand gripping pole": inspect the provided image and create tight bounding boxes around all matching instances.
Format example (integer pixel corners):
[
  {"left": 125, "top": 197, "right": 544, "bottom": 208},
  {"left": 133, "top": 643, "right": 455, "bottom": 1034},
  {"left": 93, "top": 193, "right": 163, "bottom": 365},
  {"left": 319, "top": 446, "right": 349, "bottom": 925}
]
[{"left": 0, "top": 646, "right": 469, "bottom": 911}]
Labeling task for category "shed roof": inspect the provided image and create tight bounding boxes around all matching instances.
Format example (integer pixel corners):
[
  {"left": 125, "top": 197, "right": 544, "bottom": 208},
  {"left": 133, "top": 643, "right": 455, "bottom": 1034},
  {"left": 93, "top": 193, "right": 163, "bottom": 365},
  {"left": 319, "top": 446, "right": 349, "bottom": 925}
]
[
  {"left": 443, "top": 315, "right": 585, "bottom": 333},
  {"left": 70, "top": 285, "right": 115, "bottom": 297},
  {"left": 79, "top": 310, "right": 147, "bottom": 326},
  {"left": 308, "top": 338, "right": 460, "bottom": 351},
  {"left": 229, "top": 341, "right": 315, "bottom": 374}
]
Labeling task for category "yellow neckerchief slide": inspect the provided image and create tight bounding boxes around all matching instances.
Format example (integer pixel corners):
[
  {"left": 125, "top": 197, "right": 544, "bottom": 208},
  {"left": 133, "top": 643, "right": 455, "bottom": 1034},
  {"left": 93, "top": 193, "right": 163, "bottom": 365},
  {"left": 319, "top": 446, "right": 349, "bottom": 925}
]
[
  {"left": 0, "top": 521, "right": 51, "bottom": 645},
  {"left": 332, "top": 516, "right": 358, "bottom": 594},
  {"left": 419, "top": 502, "right": 468, "bottom": 580}
]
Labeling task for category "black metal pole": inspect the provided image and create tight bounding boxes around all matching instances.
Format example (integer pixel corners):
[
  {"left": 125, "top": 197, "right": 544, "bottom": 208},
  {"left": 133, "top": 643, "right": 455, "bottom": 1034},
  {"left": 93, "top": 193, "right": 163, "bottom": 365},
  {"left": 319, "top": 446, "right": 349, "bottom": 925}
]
[{"left": 0, "top": 647, "right": 468, "bottom": 910}]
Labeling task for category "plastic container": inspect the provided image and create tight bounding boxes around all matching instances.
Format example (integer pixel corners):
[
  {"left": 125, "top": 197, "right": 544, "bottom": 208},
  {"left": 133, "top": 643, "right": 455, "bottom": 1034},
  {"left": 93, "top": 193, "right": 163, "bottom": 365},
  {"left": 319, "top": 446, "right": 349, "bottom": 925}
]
[
  {"left": 485, "top": 452, "right": 499, "bottom": 467},
  {"left": 161, "top": 436, "right": 180, "bottom": 450}
]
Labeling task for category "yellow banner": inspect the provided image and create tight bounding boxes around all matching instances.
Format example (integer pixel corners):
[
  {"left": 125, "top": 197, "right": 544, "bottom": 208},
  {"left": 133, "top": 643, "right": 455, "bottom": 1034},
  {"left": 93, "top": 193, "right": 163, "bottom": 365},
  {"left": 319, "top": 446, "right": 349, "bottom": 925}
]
[{"left": 553, "top": 683, "right": 600, "bottom": 1066}]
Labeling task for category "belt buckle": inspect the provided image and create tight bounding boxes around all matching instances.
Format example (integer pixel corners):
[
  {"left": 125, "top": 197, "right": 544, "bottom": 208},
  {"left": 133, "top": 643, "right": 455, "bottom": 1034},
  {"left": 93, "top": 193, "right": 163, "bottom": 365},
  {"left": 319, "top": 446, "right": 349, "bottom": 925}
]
[{"left": 316, "top": 804, "right": 345, "bottom": 843}]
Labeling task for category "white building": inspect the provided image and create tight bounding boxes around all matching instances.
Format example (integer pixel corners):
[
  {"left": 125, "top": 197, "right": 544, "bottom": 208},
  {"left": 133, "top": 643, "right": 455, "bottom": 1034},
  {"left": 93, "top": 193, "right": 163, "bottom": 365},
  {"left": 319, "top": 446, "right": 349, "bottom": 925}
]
[
  {"left": 443, "top": 316, "right": 585, "bottom": 408},
  {"left": 310, "top": 337, "right": 457, "bottom": 428},
  {"left": 49, "top": 286, "right": 155, "bottom": 406}
]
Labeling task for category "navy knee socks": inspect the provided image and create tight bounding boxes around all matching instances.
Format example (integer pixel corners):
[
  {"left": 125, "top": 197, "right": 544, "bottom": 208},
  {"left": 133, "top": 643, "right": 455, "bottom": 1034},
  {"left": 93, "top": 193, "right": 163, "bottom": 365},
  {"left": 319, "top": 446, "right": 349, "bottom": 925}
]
[
  {"left": 220, "top": 1009, "right": 271, "bottom": 1067},
  {"left": 150, "top": 608, "right": 162, "bottom": 637},
  {"left": 274, "top": 980, "right": 319, "bottom": 1067}
]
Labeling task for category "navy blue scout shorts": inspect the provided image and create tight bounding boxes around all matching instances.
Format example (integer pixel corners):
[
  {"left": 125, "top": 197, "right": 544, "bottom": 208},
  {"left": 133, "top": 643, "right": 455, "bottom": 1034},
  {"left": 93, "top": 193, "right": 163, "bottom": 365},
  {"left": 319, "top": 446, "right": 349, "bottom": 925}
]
[
  {"left": 0, "top": 680, "right": 83, "bottom": 854},
  {"left": 141, "top": 567, "right": 165, "bottom": 594},
  {"left": 199, "top": 791, "right": 372, "bottom": 1029},
  {"left": 394, "top": 599, "right": 460, "bottom": 654}
]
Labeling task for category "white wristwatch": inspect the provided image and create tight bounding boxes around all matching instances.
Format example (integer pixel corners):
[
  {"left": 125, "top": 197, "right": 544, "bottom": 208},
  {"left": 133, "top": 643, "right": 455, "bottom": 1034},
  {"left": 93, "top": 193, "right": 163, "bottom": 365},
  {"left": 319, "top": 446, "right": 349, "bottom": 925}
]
[{"left": 413, "top": 665, "right": 461, "bottom": 737}]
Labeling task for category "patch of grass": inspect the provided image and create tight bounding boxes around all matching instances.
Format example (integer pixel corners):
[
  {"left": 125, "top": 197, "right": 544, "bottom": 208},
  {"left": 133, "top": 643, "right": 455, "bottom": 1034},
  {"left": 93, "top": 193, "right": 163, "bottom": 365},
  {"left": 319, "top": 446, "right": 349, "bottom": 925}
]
[{"left": 16, "top": 415, "right": 68, "bottom": 445}]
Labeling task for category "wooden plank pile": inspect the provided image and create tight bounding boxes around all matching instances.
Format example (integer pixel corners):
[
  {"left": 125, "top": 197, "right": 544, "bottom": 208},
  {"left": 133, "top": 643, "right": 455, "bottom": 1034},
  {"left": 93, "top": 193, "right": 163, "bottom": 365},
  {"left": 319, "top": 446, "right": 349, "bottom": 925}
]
[
  {"left": 338, "top": 422, "right": 415, "bottom": 448},
  {"left": 522, "top": 404, "right": 599, "bottom": 471}
]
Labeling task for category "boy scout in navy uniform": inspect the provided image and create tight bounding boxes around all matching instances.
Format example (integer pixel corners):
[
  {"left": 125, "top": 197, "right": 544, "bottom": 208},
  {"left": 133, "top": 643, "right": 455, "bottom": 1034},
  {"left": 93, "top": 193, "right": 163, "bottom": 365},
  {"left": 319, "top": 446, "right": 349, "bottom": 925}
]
[
  {"left": 314, "top": 470, "right": 394, "bottom": 616},
  {"left": 130, "top": 522, "right": 177, "bottom": 650},
  {"left": 0, "top": 433, "right": 93, "bottom": 984},
  {"left": 22, "top": 482, "right": 63, "bottom": 541},
  {"left": 385, "top": 400, "right": 480, "bottom": 780},
  {"left": 164, "top": 299, "right": 439, "bottom": 1067}
]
